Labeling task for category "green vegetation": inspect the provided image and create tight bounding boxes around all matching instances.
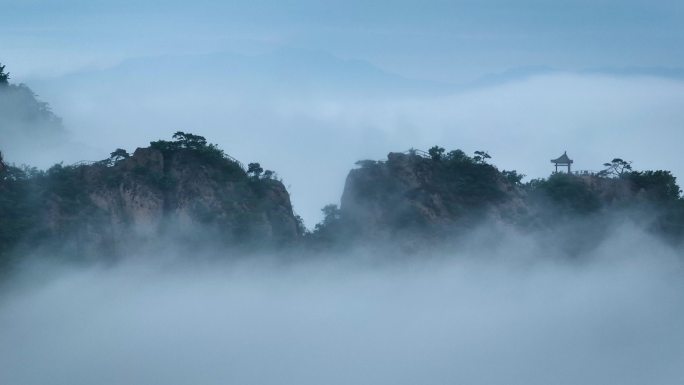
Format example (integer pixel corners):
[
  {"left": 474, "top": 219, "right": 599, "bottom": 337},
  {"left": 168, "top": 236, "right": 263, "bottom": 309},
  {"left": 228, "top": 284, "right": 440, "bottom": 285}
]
[
  {"left": 625, "top": 170, "right": 680, "bottom": 202},
  {"left": 306, "top": 204, "right": 343, "bottom": 246},
  {"left": 528, "top": 172, "right": 602, "bottom": 215},
  {"left": 528, "top": 164, "right": 681, "bottom": 213},
  {"left": 150, "top": 131, "right": 246, "bottom": 180}
]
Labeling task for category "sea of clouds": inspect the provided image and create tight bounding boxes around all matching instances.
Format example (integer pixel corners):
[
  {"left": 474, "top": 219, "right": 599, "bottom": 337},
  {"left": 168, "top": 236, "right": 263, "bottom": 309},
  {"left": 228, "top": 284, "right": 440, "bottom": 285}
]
[{"left": 2, "top": 222, "right": 683, "bottom": 385}]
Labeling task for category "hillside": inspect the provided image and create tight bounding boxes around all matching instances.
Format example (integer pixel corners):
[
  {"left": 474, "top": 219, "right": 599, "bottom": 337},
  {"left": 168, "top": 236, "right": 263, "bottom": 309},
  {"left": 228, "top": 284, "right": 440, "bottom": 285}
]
[
  {"left": 0, "top": 133, "right": 301, "bottom": 260},
  {"left": 310, "top": 148, "right": 684, "bottom": 251},
  {"left": 0, "top": 64, "right": 69, "bottom": 165}
]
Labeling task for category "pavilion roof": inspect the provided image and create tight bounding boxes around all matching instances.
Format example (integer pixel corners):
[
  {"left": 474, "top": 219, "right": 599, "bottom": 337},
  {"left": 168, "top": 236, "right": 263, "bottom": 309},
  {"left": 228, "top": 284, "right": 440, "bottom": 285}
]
[{"left": 551, "top": 151, "right": 573, "bottom": 164}]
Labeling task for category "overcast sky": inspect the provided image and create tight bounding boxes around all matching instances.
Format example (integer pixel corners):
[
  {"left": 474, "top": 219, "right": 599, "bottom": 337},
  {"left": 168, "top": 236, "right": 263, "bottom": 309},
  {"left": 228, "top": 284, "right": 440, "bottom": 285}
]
[
  {"left": 3, "top": 0, "right": 684, "bottom": 81},
  {"left": 1, "top": 0, "right": 684, "bottom": 225}
]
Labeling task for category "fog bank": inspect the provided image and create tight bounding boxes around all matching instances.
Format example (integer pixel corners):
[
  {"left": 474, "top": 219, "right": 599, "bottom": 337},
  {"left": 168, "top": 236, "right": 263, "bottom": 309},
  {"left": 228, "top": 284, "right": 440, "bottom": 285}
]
[
  {"left": 27, "top": 61, "right": 684, "bottom": 226},
  {"left": 2, "top": 225, "right": 683, "bottom": 385}
]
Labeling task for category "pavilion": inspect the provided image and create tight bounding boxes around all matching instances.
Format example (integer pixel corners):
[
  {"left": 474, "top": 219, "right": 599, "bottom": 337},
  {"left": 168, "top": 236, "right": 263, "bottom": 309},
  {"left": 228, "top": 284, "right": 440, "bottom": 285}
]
[{"left": 551, "top": 151, "right": 573, "bottom": 173}]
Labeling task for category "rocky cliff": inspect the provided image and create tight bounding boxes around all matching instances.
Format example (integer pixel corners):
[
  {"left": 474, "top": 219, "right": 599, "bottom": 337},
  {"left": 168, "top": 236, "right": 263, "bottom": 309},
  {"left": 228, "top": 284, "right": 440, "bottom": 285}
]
[
  {"left": 2, "top": 139, "right": 301, "bottom": 256},
  {"left": 334, "top": 150, "right": 684, "bottom": 247},
  {"left": 4, "top": 139, "right": 684, "bottom": 259},
  {"left": 339, "top": 151, "right": 524, "bottom": 239}
]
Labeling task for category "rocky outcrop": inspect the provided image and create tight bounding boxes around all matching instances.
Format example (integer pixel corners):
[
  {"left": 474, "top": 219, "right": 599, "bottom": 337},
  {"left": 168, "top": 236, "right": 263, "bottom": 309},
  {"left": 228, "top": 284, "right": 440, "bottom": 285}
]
[
  {"left": 336, "top": 151, "right": 684, "bottom": 248},
  {"left": 340, "top": 152, "right": 524, "bottom": 238},
  {"left": 37, "top": 146, "right": 300, "bottom": 253}
]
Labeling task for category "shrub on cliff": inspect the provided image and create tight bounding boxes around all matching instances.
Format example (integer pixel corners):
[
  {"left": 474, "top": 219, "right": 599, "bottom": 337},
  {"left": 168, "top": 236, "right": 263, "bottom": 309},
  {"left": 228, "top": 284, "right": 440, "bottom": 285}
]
[
  {"left": 150, "top": 132, "right": 245, "bottom": 178},
  {"left": 529, "top": 173, "right": 602, "bottom": 215},
  {"left": 625, "top": 170, "right": 681, "bottom": 203},
  {"left": 432, "top": 148, "right": 509, "bottom": 209}
]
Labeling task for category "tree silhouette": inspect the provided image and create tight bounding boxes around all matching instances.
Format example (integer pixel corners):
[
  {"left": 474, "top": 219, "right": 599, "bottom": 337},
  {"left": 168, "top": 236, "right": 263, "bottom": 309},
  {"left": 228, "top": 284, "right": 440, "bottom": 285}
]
[
  {"left": 428, "top": 146, "right": 445, "bottom": 161},
  {"left": 172, "top": 131, "right": 208, "bottom": 149},
  {"left": 601, "top": 158, "right": 632, "bottom": 177},
  {"left": 109, "top": 148, "right": 130, "bottom": 162},
  {"left": 320, "top": 204, "right": 341, "bottom": 225},
  {"left": 247, "top": 162, "right": 263, "bottom": 178},
  {"left": 473, "top": 150, "right": 491, "bottom": 164},
  {"left": 502, "top": 170, "right": 525, "bottom": 185},
  {"left": 0, "top": 63, "right": 9, "bottom": 85},
  {"left": 445, "top": 149, "right": 469, "bottom": 162}
]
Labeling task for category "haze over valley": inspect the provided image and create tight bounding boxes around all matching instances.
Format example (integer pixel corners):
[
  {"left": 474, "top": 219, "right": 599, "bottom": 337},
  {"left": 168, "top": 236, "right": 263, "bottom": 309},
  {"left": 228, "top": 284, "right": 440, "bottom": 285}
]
[{"left": 2, "top": 1, "right": 684, "bottom": 384}]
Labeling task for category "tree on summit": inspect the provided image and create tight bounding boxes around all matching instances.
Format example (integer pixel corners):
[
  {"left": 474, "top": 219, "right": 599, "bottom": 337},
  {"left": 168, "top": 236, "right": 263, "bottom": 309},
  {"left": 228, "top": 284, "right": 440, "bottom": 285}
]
[
  {"left": 109, "top": 148, "right": 130, "bottom": 162},
  {"left": 247, "top": 162, "right": 263, "bottom": 178},
  {"left": 601, "top": 158, "right": 632, "bottom": 177},
  {"left": 428, "top": 146, "right": 445, "bottom": 161},
  {"left": 172, "top": 131, "right": 208, "bottom": 149},
  {"left": 473, "top": 151, "right": 491, "bottom": 164}
]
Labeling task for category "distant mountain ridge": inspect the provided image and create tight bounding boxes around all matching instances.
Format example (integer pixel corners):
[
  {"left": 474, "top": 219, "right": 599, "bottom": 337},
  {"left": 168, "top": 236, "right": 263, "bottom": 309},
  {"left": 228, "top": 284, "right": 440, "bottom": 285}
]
[
  {"left": 30, "top": 48, "right": 454, "bottom": 98},
  {"left": 29, "top": 48, "right": 684, "bottom": 99}
]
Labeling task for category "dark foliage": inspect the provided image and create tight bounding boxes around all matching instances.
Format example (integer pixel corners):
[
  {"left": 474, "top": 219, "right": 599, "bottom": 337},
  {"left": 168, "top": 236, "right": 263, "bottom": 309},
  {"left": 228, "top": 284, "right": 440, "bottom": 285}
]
[
  {"left": 529, "top": 172, "right": 602, "bottom": 215},
  {"left": 247, "top": 162, "right": 263, "bottom": 178},
  {"left": 625, "top": 170, "right": 681, "bottom": 202},
  {"left": 0, "top": 63, "right": 9, "bottom": 85},
  {"left": 110, "top": 148, "right": 130, "bottom": 162}
]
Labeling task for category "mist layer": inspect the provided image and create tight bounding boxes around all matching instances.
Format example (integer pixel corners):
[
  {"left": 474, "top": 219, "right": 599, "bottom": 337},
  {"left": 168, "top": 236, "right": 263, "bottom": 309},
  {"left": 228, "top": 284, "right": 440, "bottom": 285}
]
[{"left": 2, "top": 226, "right": 683, "bottom": 385}]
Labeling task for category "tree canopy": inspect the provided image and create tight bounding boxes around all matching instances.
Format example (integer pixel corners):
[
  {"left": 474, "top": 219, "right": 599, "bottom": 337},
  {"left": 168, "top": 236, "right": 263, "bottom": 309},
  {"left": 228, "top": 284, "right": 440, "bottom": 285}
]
[
  {"left": 109, "top": 148, "right": 130, "bottom": 162},
  {"left": 172, "top": 131, "right": 208, "bottom": 149},
  {"left": 247, "top": 162, "right": 264, "bottom": 178},
  {"left": 601, "top": 158, "right": 632, "bottom": 177}
]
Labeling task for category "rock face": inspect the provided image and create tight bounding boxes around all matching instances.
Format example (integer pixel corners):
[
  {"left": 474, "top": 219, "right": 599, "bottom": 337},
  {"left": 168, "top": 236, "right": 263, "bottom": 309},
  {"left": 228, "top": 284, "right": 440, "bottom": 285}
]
[
  {"left": 337, "top": 151, "right": 684, "bottom": 248},
  {"left": 340, "top": 152, "right": 522, "bottom": 238},
  {"left": 38, "top": 146, "right": 300, "bottom": 253}
]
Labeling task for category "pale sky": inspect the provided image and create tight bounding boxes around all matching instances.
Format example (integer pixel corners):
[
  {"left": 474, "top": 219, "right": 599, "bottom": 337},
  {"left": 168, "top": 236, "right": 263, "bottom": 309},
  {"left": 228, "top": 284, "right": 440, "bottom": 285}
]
[{"left": 3, "top": 0, "right": 684, "bottom": 81}]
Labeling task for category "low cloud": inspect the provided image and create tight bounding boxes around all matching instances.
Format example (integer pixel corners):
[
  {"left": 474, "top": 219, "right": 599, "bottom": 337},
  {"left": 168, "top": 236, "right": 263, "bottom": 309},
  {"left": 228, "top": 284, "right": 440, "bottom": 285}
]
[{"left": 1, "top": 222, "right": 683, "bottom": 385}]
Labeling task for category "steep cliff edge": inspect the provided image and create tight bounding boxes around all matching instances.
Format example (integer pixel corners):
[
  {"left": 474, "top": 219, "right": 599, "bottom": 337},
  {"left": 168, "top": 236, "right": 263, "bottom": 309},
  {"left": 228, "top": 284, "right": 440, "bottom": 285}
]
[
  {"left": 1, "top": 135, "right": 300, "bottom": 257},
  {"left": 339, "top": 151, "right": 524, "bottom": 239}
]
